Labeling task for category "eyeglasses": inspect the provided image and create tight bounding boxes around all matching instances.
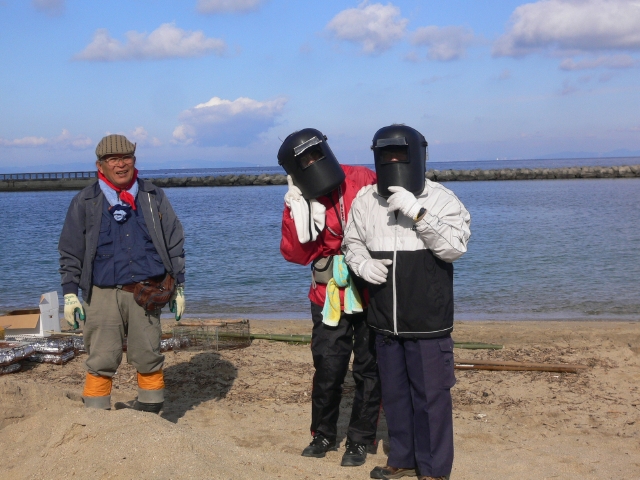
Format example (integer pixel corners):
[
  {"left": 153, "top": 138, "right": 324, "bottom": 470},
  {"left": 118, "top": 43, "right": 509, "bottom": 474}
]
[{"left": 101, "top": 155, "right": 135, "bottom": 166}]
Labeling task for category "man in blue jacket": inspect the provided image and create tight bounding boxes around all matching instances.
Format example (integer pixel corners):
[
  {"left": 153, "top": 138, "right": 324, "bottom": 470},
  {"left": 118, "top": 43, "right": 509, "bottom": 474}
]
[{"left": 59, "top": 134, "right": 186, "bottom": 413}]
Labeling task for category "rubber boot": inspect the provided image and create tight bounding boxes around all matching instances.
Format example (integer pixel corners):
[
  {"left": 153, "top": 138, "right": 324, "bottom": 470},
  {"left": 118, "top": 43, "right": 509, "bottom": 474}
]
[
  {"left": 136, "top": 370, "right": 165, "bottom": 414},
  {"left": 82, "top": 373, "right": 112, "bottom": 409}
]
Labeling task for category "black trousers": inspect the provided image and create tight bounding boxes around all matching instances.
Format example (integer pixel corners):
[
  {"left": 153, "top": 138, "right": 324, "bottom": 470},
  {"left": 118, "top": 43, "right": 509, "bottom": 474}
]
[{"left": 309, "top": 302, "right": 381, "bottom": 445}]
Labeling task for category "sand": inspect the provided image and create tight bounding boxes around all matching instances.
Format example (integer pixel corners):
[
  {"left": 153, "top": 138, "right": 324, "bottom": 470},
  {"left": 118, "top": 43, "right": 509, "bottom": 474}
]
[{"left": 1, "top": 319, "right": 639, "bottom": 479}]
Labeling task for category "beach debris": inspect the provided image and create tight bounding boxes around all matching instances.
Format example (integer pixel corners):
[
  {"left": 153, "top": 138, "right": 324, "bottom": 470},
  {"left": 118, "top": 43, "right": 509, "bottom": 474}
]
[
  {"left": 30, "top": 337, "right": 74, "bottom": 354},
  {"left": 1, "top": 292, "right": 60, "bottom": 339},
  {"left": 454, "top": 358, "right": 588, "bottom": 374},
  {"left": 28, "top": 350, "right": 75, "bottom": 365},
  {"left": 0, "top": 363, "right": 22, "bottom": 375},
  {"left": 173, "top": 319, "right": 251, "bottom": 351},
  {"left": 0, "top": 341, "right": 36, "bottom": 370},
  {"left": 474, "top": 413, "right": 487, "bottom": 420},
  {"left": 454, "top": 341, "right": 503, "bottom": 350}
]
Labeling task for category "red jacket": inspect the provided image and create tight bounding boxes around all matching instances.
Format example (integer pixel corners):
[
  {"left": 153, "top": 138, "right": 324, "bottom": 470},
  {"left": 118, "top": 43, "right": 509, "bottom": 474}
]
[{"left": 280, "top": 165, "right": 377, "bottom": 307}]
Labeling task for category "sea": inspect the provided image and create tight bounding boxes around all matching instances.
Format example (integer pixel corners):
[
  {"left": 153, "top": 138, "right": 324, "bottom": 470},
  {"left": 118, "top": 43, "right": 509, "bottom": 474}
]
[{"left": 1, "top": 156, "right": 639, "bottom": 321}]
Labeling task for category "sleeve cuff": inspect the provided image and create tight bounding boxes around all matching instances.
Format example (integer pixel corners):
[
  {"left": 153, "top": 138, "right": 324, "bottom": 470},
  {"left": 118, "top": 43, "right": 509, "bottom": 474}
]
[
  {"left": 176, "top": 273, "right": 185, "bottom": 285},
  {"left": 62, "top": 282, "right": 79, "bottom": 296}
]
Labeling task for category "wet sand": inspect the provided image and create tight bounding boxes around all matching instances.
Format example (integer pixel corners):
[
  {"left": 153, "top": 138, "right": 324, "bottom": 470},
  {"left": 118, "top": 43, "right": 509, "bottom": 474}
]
[{"left": 1, "top": 319, "right": 639, "bottom": 479}]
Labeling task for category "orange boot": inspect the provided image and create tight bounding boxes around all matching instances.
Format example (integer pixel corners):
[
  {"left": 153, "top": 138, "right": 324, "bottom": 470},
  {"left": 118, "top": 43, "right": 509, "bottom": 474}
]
[{"left": 82, "top": 373, "right": 113, "bottom": 409}]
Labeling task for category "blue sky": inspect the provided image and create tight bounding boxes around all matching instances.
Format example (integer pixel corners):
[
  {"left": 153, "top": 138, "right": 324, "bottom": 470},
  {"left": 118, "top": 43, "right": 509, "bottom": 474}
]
[{"left": 1, "top": 0, "right": 639, "bottom": 172}]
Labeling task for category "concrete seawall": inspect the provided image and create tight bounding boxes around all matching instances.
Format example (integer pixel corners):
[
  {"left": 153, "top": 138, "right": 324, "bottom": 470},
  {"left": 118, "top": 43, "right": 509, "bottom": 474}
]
[{"left": 1, "top": 165, "right": 639, "bottom": 192}]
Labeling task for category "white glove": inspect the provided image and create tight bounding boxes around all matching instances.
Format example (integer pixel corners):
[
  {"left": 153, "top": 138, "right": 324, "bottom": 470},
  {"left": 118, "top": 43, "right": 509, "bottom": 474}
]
[
  {"left": 64, "top": 293, "right": 85, "bottom": 329},
  {"left": 284, "top": 175, "right": 303, "bottom": 208},
  {"left": 170, "top": 286, "right": 185, "bottom": 321},
  {"left": 285, "top": 175, "right": 326, "bottom": 243},
  {"left": 358, "top": 259, "right": 393, "bottom": 285},
  {"left": 387, "top": 186, "right": 422, "bottom": 220}
]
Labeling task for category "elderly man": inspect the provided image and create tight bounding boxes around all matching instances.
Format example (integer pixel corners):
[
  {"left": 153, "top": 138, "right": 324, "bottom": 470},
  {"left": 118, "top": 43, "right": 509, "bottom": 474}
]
[{"left": 59, "top": 134, "right": 185, "bottom": 413}]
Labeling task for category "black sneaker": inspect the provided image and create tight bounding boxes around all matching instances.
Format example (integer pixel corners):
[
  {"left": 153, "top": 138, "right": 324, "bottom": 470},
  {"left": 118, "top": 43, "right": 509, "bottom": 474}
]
[
  {"left": 341, "top": 439, "right": 367, "bottom": 467},
  {"left": 301, "top": 434, "right": 337, "bottom": 458}
]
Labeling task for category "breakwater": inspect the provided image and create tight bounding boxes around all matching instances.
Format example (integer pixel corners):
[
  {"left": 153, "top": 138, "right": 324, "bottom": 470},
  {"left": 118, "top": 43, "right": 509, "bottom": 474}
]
[{"left": 1, "top": 165, "right": 639, "bottom": 192}]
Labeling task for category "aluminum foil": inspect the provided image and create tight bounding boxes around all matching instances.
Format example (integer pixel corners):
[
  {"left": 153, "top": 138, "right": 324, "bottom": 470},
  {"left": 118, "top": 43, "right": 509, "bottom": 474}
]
[
  {"left": 72, "top": 336, "right": 85, "bottom": 353},
  {"left": 0, "top": 342, "right": 35, "bottom": 366},
  {"left": 30, "top": 337, "right": 75, "bottom": 354},
  {"left": 0, "top": 363, "right": 21, "bottom": 375},
  {"left": 28, "top": 350, "right": 75, "bottom": 365},
  {"left": 159, "top": 336, "right": 189, "bottom": 352}
]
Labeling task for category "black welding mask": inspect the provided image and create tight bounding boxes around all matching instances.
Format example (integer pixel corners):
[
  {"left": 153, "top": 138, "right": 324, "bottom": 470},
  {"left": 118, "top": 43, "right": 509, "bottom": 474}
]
[
  {"left": 278, "top": 128, "right": 345, "bottom": 200},
  {"left": 372, "top": 124, "right": 428, "bottom": 198}
]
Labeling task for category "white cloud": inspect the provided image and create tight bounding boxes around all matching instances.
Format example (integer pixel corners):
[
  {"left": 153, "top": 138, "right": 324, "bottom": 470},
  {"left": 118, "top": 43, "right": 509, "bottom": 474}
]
[
  {"left": 197, "top": 0, "right": 265, "bottom": 14},
  {"left": 105, "top": 127, "right": 162, "bottom": 147},
  {"left": 326, "top": 2, "right": 408, "bottom": 54},
  {"left": 172, "top": 96, "right": 287, "bottom": 146},
  {"left": 559, "top": 54, "right": 638, "bottom": 70},
  {"left": 0, "top": 129, "right": 92, "bottom": 149},
  {"left": 411, "top": 25, "right": 477, "bottom": 61},
  {"left": 32, "top": 0, "right": 64, "bottom": 16},
  {"left": 494, "top": 0, "right": 640, "bottom": 57},
  {"left": 74, "top": 23, "right": 227, "bottom": 61}
]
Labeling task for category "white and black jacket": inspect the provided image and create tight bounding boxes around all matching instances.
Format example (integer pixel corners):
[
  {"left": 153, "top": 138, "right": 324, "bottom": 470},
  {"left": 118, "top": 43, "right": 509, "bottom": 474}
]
[{"left": 343, "top": 180, "right": 471, "bottom": 339}]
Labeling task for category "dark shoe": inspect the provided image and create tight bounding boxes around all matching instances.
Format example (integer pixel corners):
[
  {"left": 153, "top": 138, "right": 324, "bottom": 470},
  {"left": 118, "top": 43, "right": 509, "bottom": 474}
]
[
  {"left": 417, "top": 475, "right": 450, "bottom": 480},
  {"left": 114, "top": 400, "right": 163, "bottom": 414},
  {"left": 341, "top": 439, "right": 368, "bottom": 466},
  {"left": 370, "top": 465, "right": 417, "bottom": 479},
  {"left": 301, "top": 434, "right": 337, "bottom": 458}
]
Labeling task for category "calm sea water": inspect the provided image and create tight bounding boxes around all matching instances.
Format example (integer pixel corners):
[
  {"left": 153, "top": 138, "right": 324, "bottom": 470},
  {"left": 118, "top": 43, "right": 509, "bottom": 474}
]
[{"left": 1, "top": 161, "right": 639, "bottom": 321}]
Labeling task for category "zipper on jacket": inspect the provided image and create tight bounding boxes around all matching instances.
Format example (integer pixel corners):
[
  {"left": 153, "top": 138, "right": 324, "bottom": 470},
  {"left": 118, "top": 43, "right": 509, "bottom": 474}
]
[
  {"left": 148, "top": 193, "right": 158, "bottom": 236},
  {"left": 392, "top": 214, "right": 398, "bottom": 335}
]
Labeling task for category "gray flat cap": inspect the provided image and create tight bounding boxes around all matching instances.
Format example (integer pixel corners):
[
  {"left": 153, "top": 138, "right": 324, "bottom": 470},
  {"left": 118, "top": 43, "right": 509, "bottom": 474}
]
[{"left": 95, "top": 134, "right": 136, "bottom": 159}]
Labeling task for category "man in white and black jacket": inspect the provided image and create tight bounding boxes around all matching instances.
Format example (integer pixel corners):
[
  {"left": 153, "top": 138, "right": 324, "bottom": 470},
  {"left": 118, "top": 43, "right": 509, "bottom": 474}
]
[{"left": 343, "top": 125, "right": 470, "bottom": 480}]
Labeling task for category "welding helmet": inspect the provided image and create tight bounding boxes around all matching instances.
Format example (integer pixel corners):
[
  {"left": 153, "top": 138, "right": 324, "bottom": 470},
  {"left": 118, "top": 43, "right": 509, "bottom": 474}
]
[
  {"left": 372, "top": 124, "right": 428, "bottom": 198},
  {"left": 277, "top": 128, "right": 345, "bottom": 199}
]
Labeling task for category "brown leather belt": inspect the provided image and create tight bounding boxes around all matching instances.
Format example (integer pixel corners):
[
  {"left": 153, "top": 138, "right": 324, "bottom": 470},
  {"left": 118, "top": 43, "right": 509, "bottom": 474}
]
[{"left": 120, "top": 284, "right": 137, "bottom": 293}]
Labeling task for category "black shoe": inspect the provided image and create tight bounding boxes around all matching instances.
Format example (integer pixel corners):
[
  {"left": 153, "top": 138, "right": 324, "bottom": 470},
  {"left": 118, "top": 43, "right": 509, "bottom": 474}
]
[
  {"left": 370, "top": 465, "right": 417, "bottom": 479},
  {"left": 341, "top": 439, "right": 368, "bottom": 466},
  {"left": 114, "top": 400, "right": 163, "bottom": 414},
  {"left": 301, "top": 434, "right": 337, "bottom": 458}
]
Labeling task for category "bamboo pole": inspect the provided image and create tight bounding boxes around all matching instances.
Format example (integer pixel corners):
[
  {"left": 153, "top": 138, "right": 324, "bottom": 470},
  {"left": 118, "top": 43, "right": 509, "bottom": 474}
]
[{"left": 455, "top": 358, "right": 587, "bottom": 373}]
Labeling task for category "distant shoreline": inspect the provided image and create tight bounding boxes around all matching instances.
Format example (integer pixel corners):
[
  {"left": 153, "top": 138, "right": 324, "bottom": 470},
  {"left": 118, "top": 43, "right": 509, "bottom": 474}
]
[{"left": 1, "top": 164, "right": 639, "bottom": 192}]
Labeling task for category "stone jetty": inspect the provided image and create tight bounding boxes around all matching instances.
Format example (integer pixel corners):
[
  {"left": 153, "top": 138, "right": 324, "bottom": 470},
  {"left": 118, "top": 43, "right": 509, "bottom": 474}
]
[{"left": 1, "top": 165, "right": 638, "bottom": 192}]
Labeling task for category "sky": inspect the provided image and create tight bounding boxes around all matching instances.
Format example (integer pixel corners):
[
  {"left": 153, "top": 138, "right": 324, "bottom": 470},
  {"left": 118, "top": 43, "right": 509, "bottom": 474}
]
[{"left": 1, "top": 0, "right": 639, "bottom": 172}]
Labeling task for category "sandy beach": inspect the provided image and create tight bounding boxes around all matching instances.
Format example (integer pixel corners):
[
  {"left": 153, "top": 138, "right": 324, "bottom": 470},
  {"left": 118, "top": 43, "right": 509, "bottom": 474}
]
[{"left": 1, "top": 319, "right": 639, "bottom": 479}]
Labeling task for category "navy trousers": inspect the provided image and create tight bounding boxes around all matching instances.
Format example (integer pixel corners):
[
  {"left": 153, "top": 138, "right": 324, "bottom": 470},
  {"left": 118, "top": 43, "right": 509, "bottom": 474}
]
[
  {"left": 310, "top": 302, "right": 381, "bottom": 445},
  {"left": 375, "top": 334, "right": 455, "bottom": 477}
]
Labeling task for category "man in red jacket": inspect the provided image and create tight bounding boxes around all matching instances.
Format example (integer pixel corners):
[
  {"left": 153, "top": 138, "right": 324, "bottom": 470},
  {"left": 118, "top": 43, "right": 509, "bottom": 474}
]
[{"left": 279, "top": 128, "right": 381, "bottom": 467}]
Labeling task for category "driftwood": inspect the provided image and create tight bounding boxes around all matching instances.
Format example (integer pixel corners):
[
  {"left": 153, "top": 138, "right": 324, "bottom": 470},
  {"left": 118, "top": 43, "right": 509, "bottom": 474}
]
[{"left": 454, "top": 358, "right": 588, "bottom": 374}]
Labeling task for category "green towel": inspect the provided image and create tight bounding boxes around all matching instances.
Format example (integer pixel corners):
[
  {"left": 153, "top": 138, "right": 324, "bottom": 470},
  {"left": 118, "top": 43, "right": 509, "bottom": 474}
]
[{"left": 322, "top": 255, "right": 363, "bottom": 326}]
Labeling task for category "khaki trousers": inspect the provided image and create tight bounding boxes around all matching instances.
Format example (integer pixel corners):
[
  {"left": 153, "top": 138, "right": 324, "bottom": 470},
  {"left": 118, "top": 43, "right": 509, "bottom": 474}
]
[{"left": 83, "top": 286, "right": 164, "bottom": 378}]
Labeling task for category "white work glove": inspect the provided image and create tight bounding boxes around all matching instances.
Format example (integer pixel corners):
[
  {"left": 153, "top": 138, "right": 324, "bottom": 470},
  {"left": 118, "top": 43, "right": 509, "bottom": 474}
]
[
  {"left": 284, "top": 175, "right": 303, "bottom": 208},
  {"left": 285, "top": 175, "right": 326, "bottom": 243},
  {"left": 64, "top": 293, "right": 85, "bottom": 330},
  {"left": 170, "top": 286, "right": 185, "bottom": 321},
  {"left": 387, "top": 186, "right": 422, "bottom": 220},
  {"left": 358, "top": 259, "right": 393, "bottom": 285}
]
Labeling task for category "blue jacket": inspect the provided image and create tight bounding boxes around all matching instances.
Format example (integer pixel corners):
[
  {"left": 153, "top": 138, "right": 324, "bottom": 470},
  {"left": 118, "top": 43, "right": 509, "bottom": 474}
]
[{"left": 58, "top": 179, "right": 186, "bottom": 301}]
